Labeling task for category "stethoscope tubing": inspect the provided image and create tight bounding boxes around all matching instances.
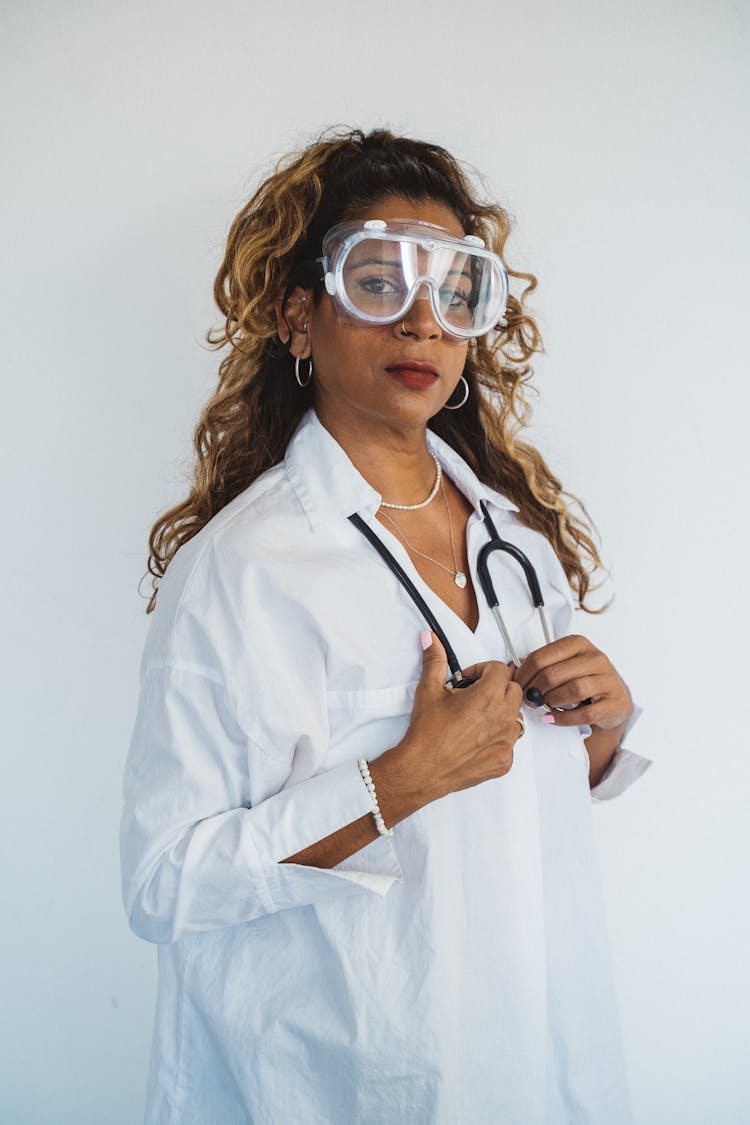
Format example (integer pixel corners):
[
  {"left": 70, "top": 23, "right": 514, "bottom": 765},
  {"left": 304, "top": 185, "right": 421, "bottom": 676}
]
[
  {"left": 350, "top": 505, "right": 542, "bottom": 690},
  {"left": 349, "top": 503, "right": 592, "bottom": 709},
  {"left": 476, "top": 500, "right": 554, "bottom": 669},
  {"left": 348, "top": 512, "right": 473, "bottom": 686}
]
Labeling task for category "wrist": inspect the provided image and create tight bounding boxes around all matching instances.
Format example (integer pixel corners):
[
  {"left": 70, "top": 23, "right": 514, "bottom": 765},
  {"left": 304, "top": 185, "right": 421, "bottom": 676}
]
[
  {"left": 368, "top": 740, "right": 435, "bottom": 829},
  {"left": 591, "top": 692, "right": 634, "bottom": 734},
  {"left": 610, "top": 689, "right": 635, "bottom": 730},
  {"left": 357, "top": 759, "right": 393, "bottom": 837}
]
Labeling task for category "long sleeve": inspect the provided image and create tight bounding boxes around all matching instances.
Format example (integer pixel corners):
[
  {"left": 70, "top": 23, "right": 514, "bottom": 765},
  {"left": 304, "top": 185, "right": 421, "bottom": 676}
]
[
  {"left": 131, "top": 415, "right": 643, "bottom": 1123},
  {"left": 589, "top": 703, "right": 652, "bottom": 802},
  {"left": 539, "top": 549, "right": 654, "bottom": 804},
  {"left": 120, "top": 665, "right": 403, "bottom": 945}
]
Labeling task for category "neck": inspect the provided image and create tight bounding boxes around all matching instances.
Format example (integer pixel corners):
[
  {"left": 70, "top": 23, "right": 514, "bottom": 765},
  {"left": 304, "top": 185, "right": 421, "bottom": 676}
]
[{"left": 313, "top": 402, "right": 437, "bottom": 507}]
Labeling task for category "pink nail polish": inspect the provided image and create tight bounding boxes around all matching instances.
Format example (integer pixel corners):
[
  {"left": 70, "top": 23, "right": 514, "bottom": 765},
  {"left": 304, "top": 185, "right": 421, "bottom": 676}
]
[
  {"left": 541, "top": 714, "right": 556, "bottom": 725},
  {"left": 420, "top": 629, "right": 433, "bottom": 650}
]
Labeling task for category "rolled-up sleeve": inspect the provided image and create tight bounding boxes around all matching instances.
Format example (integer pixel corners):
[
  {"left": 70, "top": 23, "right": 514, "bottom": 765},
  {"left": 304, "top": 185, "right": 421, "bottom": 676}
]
[
  {"left": 120, "top": 665, "right": 403, "bottom": 945},
  {"left": 590, "top": 703, "right": 653, "bottom": 802}
]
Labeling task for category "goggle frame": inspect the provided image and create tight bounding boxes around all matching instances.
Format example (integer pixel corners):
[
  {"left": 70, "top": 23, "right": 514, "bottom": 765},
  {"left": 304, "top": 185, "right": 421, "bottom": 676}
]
[{"left": 316, "top": 218, "right": 510, "bottom": 340}]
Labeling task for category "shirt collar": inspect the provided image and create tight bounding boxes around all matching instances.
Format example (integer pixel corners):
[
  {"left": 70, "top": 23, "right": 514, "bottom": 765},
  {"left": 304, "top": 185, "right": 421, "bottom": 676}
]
[{"left": 284, "top": 406, "right": 519, "bottom": 531}]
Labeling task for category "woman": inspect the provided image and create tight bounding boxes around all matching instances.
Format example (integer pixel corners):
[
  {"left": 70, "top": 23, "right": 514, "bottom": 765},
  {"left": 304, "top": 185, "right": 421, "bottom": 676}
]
[{"left": 121, "top": 127, "right": 652, "bottom": 1124}]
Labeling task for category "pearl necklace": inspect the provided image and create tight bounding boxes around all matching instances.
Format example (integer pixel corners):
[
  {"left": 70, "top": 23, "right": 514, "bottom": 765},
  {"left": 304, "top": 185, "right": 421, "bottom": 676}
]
[
  {"left": 378, "top": 474, "right": 468, "bottom": 589},
  {"left": 379, "top": 453, "right": 442, "bottom": 511}
]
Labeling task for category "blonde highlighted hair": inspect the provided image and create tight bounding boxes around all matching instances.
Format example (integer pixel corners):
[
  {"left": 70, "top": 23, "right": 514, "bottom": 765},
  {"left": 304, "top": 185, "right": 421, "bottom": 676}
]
[{"left": 142, "top": 126, "right": 608, "bottom": 614}]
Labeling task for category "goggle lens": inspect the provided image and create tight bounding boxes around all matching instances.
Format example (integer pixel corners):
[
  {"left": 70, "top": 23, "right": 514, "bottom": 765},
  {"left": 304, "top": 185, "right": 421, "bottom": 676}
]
[{"left": 321, "top": 222, "right": 509, "bottom": 338}]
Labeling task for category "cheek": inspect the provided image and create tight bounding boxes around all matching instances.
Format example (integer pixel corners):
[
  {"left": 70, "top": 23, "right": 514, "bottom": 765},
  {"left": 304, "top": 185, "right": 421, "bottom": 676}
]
[
  {"left": 444, "top": 349, "right": 470, "bottom": 382},
  {"left": 312, "top": 314, "right": 380, "bottom": 372},
  {"left": 314, "top": 328, "right": 364, "bottom": 371},
  {"left": 311, "top": 330, "right": 379, "bottom": 393}
]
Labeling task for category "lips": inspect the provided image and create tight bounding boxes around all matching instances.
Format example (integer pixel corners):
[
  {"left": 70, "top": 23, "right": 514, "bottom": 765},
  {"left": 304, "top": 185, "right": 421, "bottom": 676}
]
[
  {"left": 385, "top": 365, "right": 439, "bottom": 389},
  {"left": 385, "top": 361, "right": 439, "bottom": 377},
  {"left": 384, "top": 361, "right": 439, "bottom": 390}
]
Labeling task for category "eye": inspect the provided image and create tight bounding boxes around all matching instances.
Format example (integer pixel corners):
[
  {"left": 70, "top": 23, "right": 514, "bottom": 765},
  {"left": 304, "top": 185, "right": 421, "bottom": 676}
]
[
  {"left": 359, "top": 276, "right": 396, "bottom": 294},
  {"left": 441, "top": 286, "right": 471, "bottom": 309},
  {"left": 355, "top": 274, "right": 407, "bottom": 298}
]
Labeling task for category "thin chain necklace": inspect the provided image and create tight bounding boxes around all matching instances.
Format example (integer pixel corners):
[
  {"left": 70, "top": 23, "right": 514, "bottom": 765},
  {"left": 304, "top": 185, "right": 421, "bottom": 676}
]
[
  {"left": 380, "top": 453, "right": 442, "bottom": 510},
  {"left": 378, "top": 475, "right": 468, "bottom": 589}
]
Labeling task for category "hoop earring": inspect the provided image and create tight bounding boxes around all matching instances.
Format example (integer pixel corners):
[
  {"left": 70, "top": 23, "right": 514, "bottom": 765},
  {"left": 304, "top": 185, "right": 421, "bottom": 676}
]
[
  {"left": 294, "top": 355, "right": 313, "bottom": 388},
  {"left": 443, "top": 375, "right": 469, "bottom": 410}
]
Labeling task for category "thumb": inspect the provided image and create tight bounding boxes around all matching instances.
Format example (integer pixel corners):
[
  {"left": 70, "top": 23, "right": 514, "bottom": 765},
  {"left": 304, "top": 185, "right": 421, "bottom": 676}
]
[{"left": 419, "top": 629, "right": 450, "bottom": 690}]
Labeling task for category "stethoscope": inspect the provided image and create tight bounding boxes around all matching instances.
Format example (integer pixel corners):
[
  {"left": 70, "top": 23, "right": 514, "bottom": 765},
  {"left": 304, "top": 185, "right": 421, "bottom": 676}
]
[{"left": 349, "top": 499, "right": 592, "bottom": 710}]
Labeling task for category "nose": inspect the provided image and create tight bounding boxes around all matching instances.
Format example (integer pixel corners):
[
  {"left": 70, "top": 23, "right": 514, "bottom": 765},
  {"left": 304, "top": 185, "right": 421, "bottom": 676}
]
[{"left": 396, "top": 282, "right": 441, "bottom": 340}]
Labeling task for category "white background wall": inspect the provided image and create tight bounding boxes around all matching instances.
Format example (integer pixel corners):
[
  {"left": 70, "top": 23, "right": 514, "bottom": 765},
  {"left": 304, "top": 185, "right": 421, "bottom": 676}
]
[{"left": 2, "top": 1, "right": 747, "bottom": 1121}]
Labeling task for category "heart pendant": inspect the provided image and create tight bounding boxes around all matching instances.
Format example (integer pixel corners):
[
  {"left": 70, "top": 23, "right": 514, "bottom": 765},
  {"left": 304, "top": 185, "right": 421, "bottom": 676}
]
[{"left": 454, "top": 572, "right": 467, "bottom": 589}]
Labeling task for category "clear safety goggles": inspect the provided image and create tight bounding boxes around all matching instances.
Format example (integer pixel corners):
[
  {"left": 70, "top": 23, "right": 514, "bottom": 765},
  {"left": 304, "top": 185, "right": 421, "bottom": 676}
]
[{"left": 314, "top": 218, "right": 510, "bottom": 341}]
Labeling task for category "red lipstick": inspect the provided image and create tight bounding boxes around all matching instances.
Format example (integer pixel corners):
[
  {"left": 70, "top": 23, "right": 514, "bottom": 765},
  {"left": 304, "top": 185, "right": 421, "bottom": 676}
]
[{"left": 385, "top": 361, "right": 439, "bottom": 389}]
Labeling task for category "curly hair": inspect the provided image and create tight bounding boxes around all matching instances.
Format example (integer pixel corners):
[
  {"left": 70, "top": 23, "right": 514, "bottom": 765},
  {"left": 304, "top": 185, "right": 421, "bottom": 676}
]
[{"left": 141, "top": 125, "right": 609, "bottom": 615}]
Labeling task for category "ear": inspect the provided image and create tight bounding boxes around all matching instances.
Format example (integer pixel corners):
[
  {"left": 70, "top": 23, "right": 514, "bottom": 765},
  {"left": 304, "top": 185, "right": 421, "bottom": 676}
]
[{"left": 274, "top": 286, "right": 313, "bottom": 359}]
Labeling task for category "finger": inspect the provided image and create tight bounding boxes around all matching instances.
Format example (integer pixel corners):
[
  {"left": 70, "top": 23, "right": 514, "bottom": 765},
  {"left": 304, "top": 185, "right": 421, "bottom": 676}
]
[
  {"left": 457, "top": 658, "right": 511, "bottom": 686},
  {"left": 544, "top": 673, "right": 612, "bottom": 711},
  {"left": 418, "top": 630, "right": 450, "bottom": 693},
  {"left": 507, "top": 679, "right": 524, "bottom": 710},
  {"left": 522, "top": 654, "right": 610, "bottom": 706},
  {"left": 539, "top": 697, "right": 610, "bottom": 727},
  {"left": 453, "top": 664, "right": 519, "bottom": 711},
  {"left": 514, "top": 635, "right": 595, "bottom": 693}
]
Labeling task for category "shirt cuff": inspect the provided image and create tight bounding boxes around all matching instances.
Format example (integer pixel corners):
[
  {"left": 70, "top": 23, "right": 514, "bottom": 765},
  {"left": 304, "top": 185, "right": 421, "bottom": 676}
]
[
  {"left": 590, "top": 704, "right": 654, "bottom": 802},
  {"left": 246, "top": 758, "right": 404, "bottom": 909}
]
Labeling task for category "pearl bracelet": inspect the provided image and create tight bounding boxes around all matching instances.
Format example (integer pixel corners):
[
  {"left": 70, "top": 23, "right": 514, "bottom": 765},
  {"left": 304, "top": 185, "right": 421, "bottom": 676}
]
[{"left": 356, "top": 758, "right": 394, "bottom": 838}]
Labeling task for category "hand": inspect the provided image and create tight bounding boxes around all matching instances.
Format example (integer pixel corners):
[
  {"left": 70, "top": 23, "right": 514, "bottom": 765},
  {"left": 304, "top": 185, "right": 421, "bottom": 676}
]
[
  {"left": 512, "top": 635, "right": 634, "bottom": 731},
  {"left": 387, "top": 632, "right": 524, "bottom": 808}
]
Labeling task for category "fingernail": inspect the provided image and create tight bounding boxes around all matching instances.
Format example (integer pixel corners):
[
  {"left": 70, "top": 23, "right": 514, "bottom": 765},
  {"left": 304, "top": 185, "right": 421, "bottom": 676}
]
[
  {"left": 541, "top": 714, "right": 556, "bottom": 725},
  {"left": 420, "top": 629, "right": 433, "bottom": 651}
]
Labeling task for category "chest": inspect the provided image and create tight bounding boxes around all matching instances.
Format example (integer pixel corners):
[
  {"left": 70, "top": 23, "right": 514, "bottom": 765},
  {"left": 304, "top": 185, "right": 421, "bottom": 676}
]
[
  {"left": 374, "top": 486, "right": 480, "bottom": 634},
  {"left": 233, "top": 504, "right": 580, "bottom": 781},
  {"left": 252, "top": 511, "right": 566, "bottom": 701}
]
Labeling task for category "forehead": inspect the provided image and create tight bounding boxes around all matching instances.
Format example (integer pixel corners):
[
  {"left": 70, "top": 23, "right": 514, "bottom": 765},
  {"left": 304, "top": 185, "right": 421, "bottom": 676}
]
[{"left": 346, "top": 195, "right": 466, "bottom": 239}]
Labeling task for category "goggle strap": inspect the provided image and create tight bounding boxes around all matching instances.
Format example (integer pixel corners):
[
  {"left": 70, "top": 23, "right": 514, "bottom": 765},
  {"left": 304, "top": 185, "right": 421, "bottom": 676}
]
[{"left": 286, "top": 259, "right": 325, "bottom": 293}]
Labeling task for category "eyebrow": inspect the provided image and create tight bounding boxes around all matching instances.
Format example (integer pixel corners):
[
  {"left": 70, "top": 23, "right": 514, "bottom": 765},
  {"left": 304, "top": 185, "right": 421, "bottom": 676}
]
[
  {"left": 349, "top": 257, "right": 472, "bottom": 280},
  {"left": 348, "top": 258, "right": 403, "bottom": 269}
]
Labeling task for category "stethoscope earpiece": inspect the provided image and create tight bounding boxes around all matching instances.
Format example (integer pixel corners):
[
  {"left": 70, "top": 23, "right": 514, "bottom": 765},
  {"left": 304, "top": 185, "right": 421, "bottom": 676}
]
[{"left": 524, "top": 686, "right": 547, "bottom": 708}]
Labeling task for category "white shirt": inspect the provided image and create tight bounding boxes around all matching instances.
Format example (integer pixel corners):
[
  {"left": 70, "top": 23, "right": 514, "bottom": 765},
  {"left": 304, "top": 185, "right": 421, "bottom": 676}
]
[{"left": 120, "top": 406, "right": 652, "bottom": 1124}]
